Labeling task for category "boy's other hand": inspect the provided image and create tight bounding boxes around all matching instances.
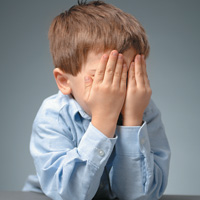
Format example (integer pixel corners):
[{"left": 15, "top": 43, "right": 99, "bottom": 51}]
[
  {"left": 84, "top": 50, "right": 128, "bottom": 138},
  {"left": 122, "top": 55, "right": 152, "bottom": 126}
]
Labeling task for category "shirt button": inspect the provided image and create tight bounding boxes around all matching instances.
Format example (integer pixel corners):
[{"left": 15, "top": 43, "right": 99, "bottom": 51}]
[{"left": 98, "top": 150, "right": 105, "bottom": 157}]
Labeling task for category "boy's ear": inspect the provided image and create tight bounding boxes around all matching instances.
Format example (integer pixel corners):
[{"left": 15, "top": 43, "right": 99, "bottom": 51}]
[{"left": 53, "top": 68, "right": 72, "bottom": 95}]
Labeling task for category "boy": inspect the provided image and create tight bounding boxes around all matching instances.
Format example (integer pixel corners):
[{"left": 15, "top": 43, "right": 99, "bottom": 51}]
[{"left": 23, "top": 1, "right": 171, "bottom": 200}]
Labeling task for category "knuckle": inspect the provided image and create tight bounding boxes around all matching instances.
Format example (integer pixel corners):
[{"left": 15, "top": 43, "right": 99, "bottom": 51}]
[
  {"left": 136, "top": 71, "right": 143, "bottom": 77},
  {"left": 110, "top": 83, "right": 121, "bottom": 94},
  {"left": 130, "top": 87, "right": 137, "bottom": 93},
  {"left": 93, "top": 84, "right": 100, "bottom": 91},
  {"left": 102, "top": 84, "right": 110, "bottom": 92},
  {"left": 114, "top": 70, "right": 121, "bottom": 77},
  {"left": 96, "top": 69, "right": 104, "bottom": 76},
  {"left": 106, "top": 67, "right": 114, "bottom": 75},
  {"left": 121, "top": 73, "right": 127, "bottom": 81},
  {"left": 130, "top": 74, "right": 135, "bottom": 80},
  {"left": 121, "top": 77, "right": 126, "bottom": 83},
  {"left": 139, "top": 87, "right": 146, "bottom": 94}
]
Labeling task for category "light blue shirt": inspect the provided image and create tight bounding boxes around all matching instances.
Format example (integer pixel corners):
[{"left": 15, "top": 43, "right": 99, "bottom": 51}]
[{"left": 23, "top": 91, "right": 171, "bottom": 200}]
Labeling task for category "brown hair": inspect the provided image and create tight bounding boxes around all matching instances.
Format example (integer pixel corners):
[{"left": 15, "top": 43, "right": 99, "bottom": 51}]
[{"left": 48, "top": 0, "right": 150, "bottom": 76}]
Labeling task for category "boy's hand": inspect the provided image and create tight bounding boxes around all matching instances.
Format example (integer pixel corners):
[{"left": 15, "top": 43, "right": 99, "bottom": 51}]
[
  {"left": 84, "top": 50, "right": 127, "bottom": 138},
  {"left": 122, "top": 55, "right": 152, "bottom": 126}
]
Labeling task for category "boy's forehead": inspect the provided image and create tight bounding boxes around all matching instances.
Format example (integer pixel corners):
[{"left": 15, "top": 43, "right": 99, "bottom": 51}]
[
  {"left": 83, "top": 50, "right": 111, "bottom": 71},
  {"left": 87, "top": 49, "right": 112, "bottom": 62},
  {"left": 83, "top": 48, "right": 137, "bottom": 71}
]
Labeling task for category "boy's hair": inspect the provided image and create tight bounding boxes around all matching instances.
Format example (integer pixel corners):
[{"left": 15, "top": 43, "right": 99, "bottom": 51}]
[{"left": 48, "top": 0, "right": 150, "bottom": 76}]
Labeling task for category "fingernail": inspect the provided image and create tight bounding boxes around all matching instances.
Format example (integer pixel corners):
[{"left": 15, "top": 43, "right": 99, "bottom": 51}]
[
  {"left": 112, "top": 50, "right": 118, "bottom": 56},
  {"left": 119, "top": 53, "right": 123, "bottom": 59},
  {"left": 137, "top": 55, "right": 141, "bottom": 61},
  {"left": 103, "top": 54, "right": 108, "bottom": 59}
]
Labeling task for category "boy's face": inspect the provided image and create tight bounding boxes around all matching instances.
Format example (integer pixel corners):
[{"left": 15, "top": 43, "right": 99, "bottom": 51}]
[{"left": 67, "top": 47, "right": 137, "bottom": 116}]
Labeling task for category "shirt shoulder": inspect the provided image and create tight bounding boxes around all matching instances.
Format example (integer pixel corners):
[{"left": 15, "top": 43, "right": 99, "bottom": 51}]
[
  {"left": 33, "top": 91, "right": 79, "bottom": 127},
  {"left": 32, "top": 92, "right": 79, "bottom": 141}
]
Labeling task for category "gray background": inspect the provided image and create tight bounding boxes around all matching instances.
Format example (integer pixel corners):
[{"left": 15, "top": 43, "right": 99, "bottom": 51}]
[{"left": 0, "top": 0, "right": 200, "bottom": 196}]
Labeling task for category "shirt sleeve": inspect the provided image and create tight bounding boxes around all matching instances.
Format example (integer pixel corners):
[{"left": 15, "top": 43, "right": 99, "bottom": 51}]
[
  {"left": 110, "top": 99, "right": 171, "bottom": 200},
  {"left": 31, "top": 108, "right": 117, "bottom": 200}
]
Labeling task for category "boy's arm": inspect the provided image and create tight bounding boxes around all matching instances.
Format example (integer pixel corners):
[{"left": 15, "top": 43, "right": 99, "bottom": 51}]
[
  {"left": 31, "top": 114, "right": 116, "bottom": 200},
  {"left": 121, "top": 54, "right": 152, "bottom": 126},
  {"left": 84, "top": 50, "right": 127, "bottom": 138},
  {"left": 30, "top": 51, "right": 127, "bottom": 200},
  {"left": 110, "top": 57, "right": 171, "bottom": 199},
  {"left": 112, "top": 101, "right": 171, "bottom": 199}
]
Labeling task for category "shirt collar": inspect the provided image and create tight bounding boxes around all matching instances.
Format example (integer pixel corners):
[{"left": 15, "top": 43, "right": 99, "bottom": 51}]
[{"left": 66, "top": 94, "right": 91, "bottom": 121}]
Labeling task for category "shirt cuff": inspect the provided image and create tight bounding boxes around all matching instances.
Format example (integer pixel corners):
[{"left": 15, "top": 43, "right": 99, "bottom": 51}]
[
  {"left": 78, "top": 122, "right": 117, "bottom": 168},
  {"left": 115, "top": 121, "right": 151, "bottom": 157}
]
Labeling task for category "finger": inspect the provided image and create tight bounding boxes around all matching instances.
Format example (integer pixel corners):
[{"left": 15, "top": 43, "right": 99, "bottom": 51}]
[
  {"left": 103, "top": 50, "right": 118, "bottom": 84},
  {"left": 113, "top": 53, "right": 124, "bottom": 87},
  {"left": 93, "top": 54, "right": 108, "bottom": 84},
  {"left": 141, "top": 55, "right": 150, "bottom": 88},
  {"left": 120, "top": 63, "right": 128, "bottom": 90},
  {"left": 135, "top": 54, "right": 145, "bottom": 87},
  {"left": 127, "top": 61, "right": 136, "bottom": 88}
]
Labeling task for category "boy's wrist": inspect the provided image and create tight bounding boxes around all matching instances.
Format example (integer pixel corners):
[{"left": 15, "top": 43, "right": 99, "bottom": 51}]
[
  {"left": 122, "top": 116, "right": 143, "bottom": 126},
  {"left": 91, "top": 117, "right": 117, "bottom": 138}
]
